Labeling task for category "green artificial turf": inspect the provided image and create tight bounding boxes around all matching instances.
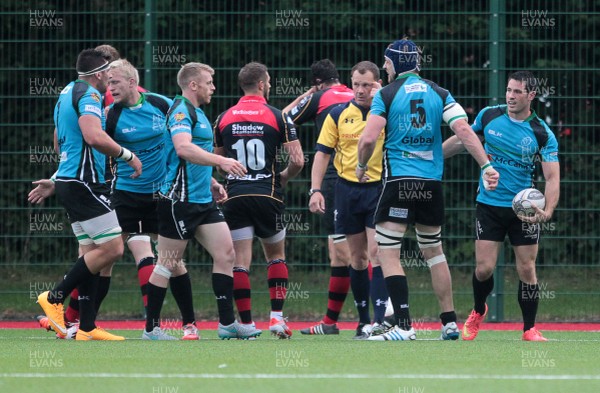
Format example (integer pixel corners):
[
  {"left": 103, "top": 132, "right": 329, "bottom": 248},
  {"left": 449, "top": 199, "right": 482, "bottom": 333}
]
[{"left": 0, "top": 329, "right": 598, "bottom": 393}]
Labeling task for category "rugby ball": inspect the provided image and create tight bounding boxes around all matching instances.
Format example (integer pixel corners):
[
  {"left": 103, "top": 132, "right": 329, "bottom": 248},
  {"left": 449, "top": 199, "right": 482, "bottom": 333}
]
[{"left": 512, "top": 188, "right": 545, "bottom": 216}]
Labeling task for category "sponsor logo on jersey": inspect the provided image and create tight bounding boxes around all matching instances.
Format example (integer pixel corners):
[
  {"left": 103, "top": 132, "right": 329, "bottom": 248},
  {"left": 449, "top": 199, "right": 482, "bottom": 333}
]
[
  {"left": 90, "top": 93, "right": 101, "bottom": 102},
  {"left": 170, "top": 124, "right": 190, "bottom": 133},
  {"left": 404, "top": 83, "right": 428, "bottom": 93},
  {"left": 122, "top": 126, "right": 136, "bottom": 134},
  {"left": 152, "top": 114, "right": 166, "bottom": 131},
  {"left": 232, "top": 109, "right": 260, "bottom": 115},
  {"left": 401, "top": 150, "right": 434, "bottom": 160},
  {"left": 389, "top": 207, "right": 408, "bottom": 218},
  {"left": 401, "top": 135, "right": 433, "bottom": 144},
  {"left": 84, "top": 105, "right": 102, "bottom": 116},
  {"left": 488, "top": 129, "right": 503, "bottom": 137},
  {"left": 174, "top": 112, "right": 186, "bottom": 122}
]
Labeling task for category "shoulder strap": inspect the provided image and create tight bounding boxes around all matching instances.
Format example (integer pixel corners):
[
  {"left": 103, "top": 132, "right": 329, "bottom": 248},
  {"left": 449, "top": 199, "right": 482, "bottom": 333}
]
[
  {"left": 105, "top": 105, "right": 123, "bottom": 139},
  {"left": 145, "top": 93, "right": 170, "bottom": 115},
  {"left": 379, "top": 78, "right": 408, "bottom": 118},
  {"left": 480, "top": 106, "right": 505, "bottom": 130},
  {"left": 71, "top": 81, "right": 90, "bottom": 117},
  {"left": 529, "top": 116, "right": 549, "bottom": 150},
  {"left": 167, "top": 98, "right": 197, "bottom": 129}
]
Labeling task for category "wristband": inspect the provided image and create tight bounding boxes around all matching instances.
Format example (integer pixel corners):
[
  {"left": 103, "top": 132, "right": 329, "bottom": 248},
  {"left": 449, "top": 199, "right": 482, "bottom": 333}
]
[
  {"left": 117, "top": 147, "right": 134, "bottom": 162},
  {"left": 50, "top": 170, "right": 58, "bottom": 183},
  {"left": 357, "top": 162, "right": 368, "bottom": 170},
  {"left": 481, "top": 161, "right": 491, "bottom": 170}
]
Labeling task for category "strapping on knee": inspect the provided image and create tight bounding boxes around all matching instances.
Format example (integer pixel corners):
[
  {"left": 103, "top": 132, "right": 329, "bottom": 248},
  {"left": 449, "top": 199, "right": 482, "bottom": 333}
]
[
  {"left": 153, "top": 263, "right": 172, "bottom": 279},
  {"left": 416, "top": 228, "right": 442, "bottom": 249},
  {"left": 426, "top": 254, "right": 447, "bottom": 268},
  {"left": 328, "top": 234, "right": 347, "bottom": 244},
  {"left": 374, "top": 225, "right": 404, "bottom": 249}
]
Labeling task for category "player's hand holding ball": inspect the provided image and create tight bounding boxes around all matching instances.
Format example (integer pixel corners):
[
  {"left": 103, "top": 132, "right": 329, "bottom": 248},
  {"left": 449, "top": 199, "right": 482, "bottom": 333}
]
[{"left": 513, "top": 188, "right": 550, "bottom": 223}]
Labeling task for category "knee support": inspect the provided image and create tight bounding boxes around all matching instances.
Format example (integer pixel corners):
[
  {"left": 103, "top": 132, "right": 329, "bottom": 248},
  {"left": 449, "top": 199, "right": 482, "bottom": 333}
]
[
  {"left": 328, "top": 234, "right": 347, "bottom": 244},
  {"left": 153, "top": 263, "right": 172, "bottom": 279},
  {"left": 127, "top": 234, "right": 151, "bottom": 244},
  {"left": 374, "top": 225, "right": 404, "bottom": 249},
  {"left": 425, "top": 254, "right": 447, "bottom": 268},
  {"left": 416, "top": 228, "right": 442, "bottom": 249}
]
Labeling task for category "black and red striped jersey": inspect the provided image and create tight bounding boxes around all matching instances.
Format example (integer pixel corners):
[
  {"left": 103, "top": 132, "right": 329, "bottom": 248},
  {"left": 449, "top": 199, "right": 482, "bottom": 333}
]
[
  {"left": 287, "top": 84, "right": 354, "bottom": 131},
  {"left": 214, "top": 95, "right": 298, "bottom": 200}
]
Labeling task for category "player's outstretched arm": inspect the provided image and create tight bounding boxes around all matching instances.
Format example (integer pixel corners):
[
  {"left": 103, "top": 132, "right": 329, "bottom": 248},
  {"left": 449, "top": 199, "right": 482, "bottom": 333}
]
[
  {"left": 79, "top": 115, "right": 142, "bottom": 178},
  {"left": 442, "top": 135, "right": 466, "bottom": 158},
  {"left": 28, "top": 179, "right": 55, "bottom": 204},
  {"left": 173, "top": 133, "right": 246, "bottom": 178},
  {"left": 280, "top": 140, "right": 304, "bottom": 188},
  {"left": 450, "top": 119, "right": 499, "bottom": 190},
  {"left": 282, "top": 86, "right": 318, "bottom": 115},
  {"left": 519, "top": 162, "right": 560, "bottom": 223},
  {"left": 357, "top": 114, "right": 386, "bottom": 182},
  {"left": 308, "top": 151, "right": 330, "bottom": 214}
]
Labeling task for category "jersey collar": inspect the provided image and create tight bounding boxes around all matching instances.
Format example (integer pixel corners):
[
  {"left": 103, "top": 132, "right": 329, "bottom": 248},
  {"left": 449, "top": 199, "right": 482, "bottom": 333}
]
[
  {"left": 395, "top": 72, "right": 420, "bottom": 80},
  {"left": 238, "top": 95, "right": 267, "bottom": 104}
]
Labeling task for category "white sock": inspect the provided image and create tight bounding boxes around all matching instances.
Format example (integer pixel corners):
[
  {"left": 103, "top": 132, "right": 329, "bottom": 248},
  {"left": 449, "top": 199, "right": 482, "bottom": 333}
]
[{"left": 270, "top": 311, "right": 283, "bottom": 320}]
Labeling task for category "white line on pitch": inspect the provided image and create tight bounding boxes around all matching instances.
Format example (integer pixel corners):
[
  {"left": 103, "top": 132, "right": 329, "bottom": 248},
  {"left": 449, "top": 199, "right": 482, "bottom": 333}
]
[{"left": 1, "top": 373, "right": 600, "bottom": 380}]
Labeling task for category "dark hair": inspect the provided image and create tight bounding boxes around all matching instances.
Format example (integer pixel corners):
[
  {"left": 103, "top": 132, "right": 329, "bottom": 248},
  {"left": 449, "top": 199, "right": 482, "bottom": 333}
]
[
  {"left": 508, "top": 70, "right": 537, "bottom": 92},
  {"left": 238, "top": 62, "right": 268, "bottom": 92},
  {"left": 95, "top": 44, "right": 121, "bottom": 62},
  {"left": 310, "top": 59, "right": 339, "bottom": 85},
  {"left": 76, "top": 49, "right": 108, "bottom": 74},
  {"left": 350, "top": 61, "right": 380, "bottom": 80}
]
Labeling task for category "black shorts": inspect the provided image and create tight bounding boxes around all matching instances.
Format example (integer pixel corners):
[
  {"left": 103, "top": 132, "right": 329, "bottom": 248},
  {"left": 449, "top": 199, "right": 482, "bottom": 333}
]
[
  {"left": 55, "top": 179, "right": 113, "bottom": 223},
  {"left": 374, "top": 178, "right": 444, "bottom": 227},
  {"left": 111, "top": 189, "right": 159, "bottom": 234},
  {"left": 158, "top": 197, "right": 225, "bottom": 240},
  {"left": 334, "top": 178, "right": 381, "bottom": 235},
  {"left": 475, "top": 202, "right": 540, "bottom": 246},
  {"left": 321, "top": 175, "right": 337, "bottom": 234},
  {"left": 221, "top": 196, "right": 285, "bottom": 239}
]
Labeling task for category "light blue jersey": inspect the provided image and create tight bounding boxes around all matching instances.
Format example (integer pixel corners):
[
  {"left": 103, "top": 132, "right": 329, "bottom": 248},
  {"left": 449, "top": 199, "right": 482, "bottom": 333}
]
[
  {"left": 371, "top": 73, "right": 465, "bottom": 181},
  {"left": 54, "top": 80, "right": 106, "bottom": 183},
  {"left": 106, "top": 92, "right": 172, "bottom": 193},
  {"left": 160, "top": 95, "right": 214, "bottom": 204},
  {"left": 472, "top": 105, "right": 559, "bottom": 207}
]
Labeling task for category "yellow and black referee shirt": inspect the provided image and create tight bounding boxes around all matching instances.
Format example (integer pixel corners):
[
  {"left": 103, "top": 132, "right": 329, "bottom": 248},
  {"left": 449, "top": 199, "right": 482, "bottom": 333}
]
[{"left": 316, "top": 100, "right": 384, "bottom": 183}]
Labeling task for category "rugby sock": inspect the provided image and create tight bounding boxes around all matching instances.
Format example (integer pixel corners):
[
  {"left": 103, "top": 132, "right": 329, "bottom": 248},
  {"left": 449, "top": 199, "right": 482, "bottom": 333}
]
[
  {"left": 385, "top": 275, "right": 411, "bottom": 330},
  {"left": 370, "top": 266, "right": 389, "bottom": 324},
  {"left": 518, "top": 280, "right": 539, "bottom": 332},
  {"left": 137, "top": 256, "right": 155, "bottom": 309},
  {"left": 440, "top": 311, "right": 457, "bottom": 325},
  {"left": 48, "top": 256, "right": 94, "bottom": 304},
  {"left": 145, "top": 283, "right": 167, "bottom": 332},
  {"left": 473, "top": 272, "right": 494, "bottom": 315},
  {"left": 212, "top": 273, "right": 235, "bottom": 326},
  {"left": 267, "top": 259, "right": 288, "bottom": 313},
  {"left": 94, "top": 276, "right": 111, "bottom": 316},
  {"left": 169, "top": 273, "right": 195, "bottom": 325},
  {"left": 77, "top": 274, "right": 100, "bottom": 332},
  {"left": 233, "top": 267, "right": 252, "bottom": 323},
  {"left": 323, "top": 266, "right": 350, "bottom": 325},
  {"left": 349, "top": 266, "right": 371, "bottom": 324},
  {"left": 64, "top": 288, "right": 80, "bottom": 324}
]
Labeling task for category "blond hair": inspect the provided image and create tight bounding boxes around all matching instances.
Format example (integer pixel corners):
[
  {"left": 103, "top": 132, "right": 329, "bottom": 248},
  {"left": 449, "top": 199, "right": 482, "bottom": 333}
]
[
  {"left": 109, "top": 59, "right": 139, "bottom": 84},
  {"left": 177, "top": 62, "right": 215, "bottom": 90}
]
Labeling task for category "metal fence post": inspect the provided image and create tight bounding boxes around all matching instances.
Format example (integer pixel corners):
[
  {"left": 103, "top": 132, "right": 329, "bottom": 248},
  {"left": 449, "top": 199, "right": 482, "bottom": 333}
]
[
  {"left": 487, "top": 0, "right": 506, "bottom": 322},
  {"left": 144, "top": 0, "right": 156, "bottom": 92}
]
